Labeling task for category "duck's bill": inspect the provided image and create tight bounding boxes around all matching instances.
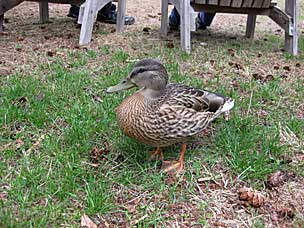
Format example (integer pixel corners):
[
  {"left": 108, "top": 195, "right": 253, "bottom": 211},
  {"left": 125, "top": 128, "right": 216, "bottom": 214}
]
[{"left": 106, "top": 79, "right": 135, "bottom": 93}]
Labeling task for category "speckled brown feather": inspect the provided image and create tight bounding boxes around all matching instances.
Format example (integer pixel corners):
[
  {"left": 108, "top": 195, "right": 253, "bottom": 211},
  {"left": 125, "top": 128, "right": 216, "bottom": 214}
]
[{"left": 115, "top": 83, "right": 230, "bottom": 147}]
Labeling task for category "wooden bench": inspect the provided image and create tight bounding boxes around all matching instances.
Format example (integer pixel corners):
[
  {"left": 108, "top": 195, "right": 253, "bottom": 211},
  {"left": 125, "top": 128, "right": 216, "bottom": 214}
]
[
  {"left": 0, "top": 0, "right": 126, "bottom": 45},
  {"left": 161, "top": 0, "right": 298, "bottom": 56}
]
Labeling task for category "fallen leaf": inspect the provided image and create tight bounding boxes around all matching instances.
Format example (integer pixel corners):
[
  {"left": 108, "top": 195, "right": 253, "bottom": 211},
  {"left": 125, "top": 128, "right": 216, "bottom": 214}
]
[
  {"left": 257, "top": 109, "right": 268, "bottom": 119},
  {"left": 0, "top": 66, "right": 12, "bottom": 76},
  {"left": 166, "top": 41, "right": 174, "bottom": 49},
  {"left": 227, "top": 48, "right": 235, "bottom": 57},
  {"left": 271, "top": 213, "right": 279, "bottom": 221},
  {"left": 90, "top": 145, "right": 110, "bottom": 164},
  {"left": 209, "top": 59, "right": 215, "bottom": 66},
  {"left": 147, "top": 14, "right": 157, "bottom": 18},
  {"left": 15, "top": 139, "right": 24, "bottom": 149},
  {"left": 97, "top": 221, "right": 110, "bottom": 228},
  {"left": 81, "top": 214, "right": 97, "bottom": 228},
  {"left": 0, "top": 192, "right": 8, "bottom": 201},
  {"left": 66, "top": 33, "right": 73, "bottom": 39},
  {"left": 283, "top": 65, "right": 291, "bottom": 71},
  {"left": 265, "top": 74, "right": 274, "bottom": 81},
  {"left": 230, "top": 79, "right": 240, "bottom": 89},
  {"left": 166, "top": 176, "right": 175, "bottom": 185},
  {"left": 280, "top": 74, "right": 288, "bottom": 79},
  {"left": 252, "top": 73, "right": 263, "bottom": 80},
  {"left": 12, "top": 97, "right": 28, "bottom": 108},
  {"left": 142, "top": 27, "right": 151, "bottom": 33},
  {"left": 16, "top": 36, "right": 25, "bottom": 41},
  {"left": 276, "top": 207, "right": 295, "bottom": 219},
  {"left": 46, "top": 50, "right": 55, "bottom": 57},
  {"left": 126, "top": 204, "right": 137, "bottom": 213},
  {"left": 228, "top": 61, "right": 244, "bottom": 70},
  {"left": 26, "top": 135, "right": 45, "bottom": 153}
]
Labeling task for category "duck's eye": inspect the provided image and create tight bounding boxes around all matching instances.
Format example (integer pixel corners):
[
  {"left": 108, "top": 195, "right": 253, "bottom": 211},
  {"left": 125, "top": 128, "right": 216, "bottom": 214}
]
[
  {"left": 138, "top": 68, "right": 145, "bottom": 73},
  {"left": 122, "top": 79, "right": 127, "bottom": 83}
]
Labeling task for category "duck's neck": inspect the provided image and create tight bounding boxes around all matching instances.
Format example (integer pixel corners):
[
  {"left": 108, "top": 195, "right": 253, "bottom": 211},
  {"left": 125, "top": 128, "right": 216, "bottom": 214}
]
[{"left": 139, "top": 87, "right": 165, "bottom": 99}]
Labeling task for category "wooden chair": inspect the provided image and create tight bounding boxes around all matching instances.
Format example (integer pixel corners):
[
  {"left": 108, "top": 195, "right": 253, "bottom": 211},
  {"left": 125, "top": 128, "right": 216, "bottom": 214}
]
[
  {"left": 39, "top": 0, "right": 126, "bottom": 45},
  {"left": 0, "top": 0, "right": 126, "bottom": 45},
  {"left": 161, "top": 0, "right": 298, "bottom": 56}
]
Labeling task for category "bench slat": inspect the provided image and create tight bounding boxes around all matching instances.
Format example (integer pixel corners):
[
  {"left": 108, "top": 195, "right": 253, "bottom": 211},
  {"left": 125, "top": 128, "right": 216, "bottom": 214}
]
[
  {"left": 219, "top": 0, "right": 232, "bottom": 6},
  {"left": 208, "top": 0, "right": 218, "bottom": 5},
  {"left": 192, "top": 0, "right": 272, "bottom": 8},
  {"left": 252, "top": 0, "right": 265, "bottom": 8},
  {"left": 231, "top": 0, "right": 243, "bottom": 7},
  {"left": 262, "top": 0, "right": 271, "bottom": 8},
  {"left": 194, "top": 0, "right": 207, "bottom": 4},
  {"left": 242, "top": 0, "right": 254, "bottom": 7}
]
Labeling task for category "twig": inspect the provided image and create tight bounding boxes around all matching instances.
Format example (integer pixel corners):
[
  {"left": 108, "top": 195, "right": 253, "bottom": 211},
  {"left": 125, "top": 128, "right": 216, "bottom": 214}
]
[
  {"left": 26, "top": 134, "right": 45, "bottom": 153},
  {"left": 130, "top": 214, "right": 148, "bottom": 226}
]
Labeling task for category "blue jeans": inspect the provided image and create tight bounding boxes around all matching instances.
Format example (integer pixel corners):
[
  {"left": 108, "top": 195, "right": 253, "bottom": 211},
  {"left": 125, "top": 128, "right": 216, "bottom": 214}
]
[{"left": 169, "top": 7, "right": 215, "bottom": 29}]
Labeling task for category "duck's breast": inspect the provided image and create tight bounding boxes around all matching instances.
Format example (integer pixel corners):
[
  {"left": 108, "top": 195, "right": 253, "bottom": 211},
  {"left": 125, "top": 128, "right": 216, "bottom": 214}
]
[{"left": 115, "top": 93, "right": 149, "bottom": 142}]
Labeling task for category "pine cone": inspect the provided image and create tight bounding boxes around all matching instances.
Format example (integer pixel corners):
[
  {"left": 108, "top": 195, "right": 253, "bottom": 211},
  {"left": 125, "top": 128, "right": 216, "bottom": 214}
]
[
  {"left": 266, "top": 171, "right": 294, "bottom": 188},
  {"left": 238, "top": 187, "right": 265, "bottom": 207}
]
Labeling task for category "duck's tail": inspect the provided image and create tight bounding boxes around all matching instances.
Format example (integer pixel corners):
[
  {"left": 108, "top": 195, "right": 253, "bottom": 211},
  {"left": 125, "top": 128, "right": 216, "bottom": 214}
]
[
  {"left": 210, "top": 97, "right": 234, "bottom": 121},
  {"left": 221, "top": 98, "right": 235, "bottom": 113}
]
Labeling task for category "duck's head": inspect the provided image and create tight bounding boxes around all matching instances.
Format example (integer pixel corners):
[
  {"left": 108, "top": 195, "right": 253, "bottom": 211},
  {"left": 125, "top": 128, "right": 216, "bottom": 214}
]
[{"left": 106, "top": 59, "right": 169, "bottom": 93}]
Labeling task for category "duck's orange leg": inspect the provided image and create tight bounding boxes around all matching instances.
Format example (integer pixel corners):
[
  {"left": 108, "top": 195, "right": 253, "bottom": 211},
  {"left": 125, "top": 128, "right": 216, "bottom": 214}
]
[
  {"left": 149, "top": 147, "right": 164, "bottom": 160},
  {"left": 161, "top": 143, "right": 186, "bottom": 175}
]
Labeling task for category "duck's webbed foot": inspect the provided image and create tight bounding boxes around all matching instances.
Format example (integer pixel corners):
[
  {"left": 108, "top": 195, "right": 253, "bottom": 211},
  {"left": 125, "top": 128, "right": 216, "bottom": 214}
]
[{"left": 161, "top": 143, "right": 186, "bottom": 175}]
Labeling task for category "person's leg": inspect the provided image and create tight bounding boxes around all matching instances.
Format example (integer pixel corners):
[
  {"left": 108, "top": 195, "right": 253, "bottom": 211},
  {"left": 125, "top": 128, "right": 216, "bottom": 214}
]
[
  {"left": 67, "top": 4, "right": 80, "bottom": 19},
  {"left": 96, "top": 2, "right": 134, "bottom": 25},
  {"left": 68, "top": 2, "right": 134, "bottom": 25},
  {"left": 168, "top": 7, "right": 180, "bottom": 30},
  {"left": 196, "top": 12, "right": 216, "bottom": 30}
]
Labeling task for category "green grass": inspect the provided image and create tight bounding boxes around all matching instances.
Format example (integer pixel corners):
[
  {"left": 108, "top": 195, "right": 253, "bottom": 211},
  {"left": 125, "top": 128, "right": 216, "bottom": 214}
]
[{"left": 1, "top": 22, "right": 304, "bottom": 227}]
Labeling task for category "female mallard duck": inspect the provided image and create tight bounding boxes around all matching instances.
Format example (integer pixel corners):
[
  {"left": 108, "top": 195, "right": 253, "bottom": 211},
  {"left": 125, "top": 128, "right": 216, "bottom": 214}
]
[{"left": 107, "top": 59, "right": 234, "bottom": 174}]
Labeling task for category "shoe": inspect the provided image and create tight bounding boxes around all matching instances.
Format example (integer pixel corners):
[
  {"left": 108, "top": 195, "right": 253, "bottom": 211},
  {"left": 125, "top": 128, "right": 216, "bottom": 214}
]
[{"left": 97, "top": 11, "right": 135, "bottom": 25}]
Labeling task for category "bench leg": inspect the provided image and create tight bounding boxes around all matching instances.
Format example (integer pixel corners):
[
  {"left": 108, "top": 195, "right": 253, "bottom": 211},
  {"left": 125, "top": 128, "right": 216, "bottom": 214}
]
[
  {"left": 285, "top": 0, "right": 298, "bottom": 56},
  {"left": 245, "top": 14, "right": 256, "bottom": 39},
  {"left": 39, "top": 0, "right": 49, "bottom": 23},
  {"left": 0, "top": 14, "right": 4, "bottom": 32},
  {"left": 180, "top": 0, "right": 191, "bottom": 53},
  {"left": 79, "top": 0, "right": 97, "bottom": 45},
  {"left": 116, "top": 0, "right": 126, "bottom": 33},
  {"left": 160, "top": 0, "right": 168, "bottom": 37}
]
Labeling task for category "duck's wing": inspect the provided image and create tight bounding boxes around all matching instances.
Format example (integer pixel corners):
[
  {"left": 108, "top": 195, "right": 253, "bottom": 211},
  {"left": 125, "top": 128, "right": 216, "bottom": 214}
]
[
  {"left": 154, "top": 104, "right": 214, "bottom": 138},
  {"left": 165, "top": 83, "right": 227, "bottom": 113}
]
